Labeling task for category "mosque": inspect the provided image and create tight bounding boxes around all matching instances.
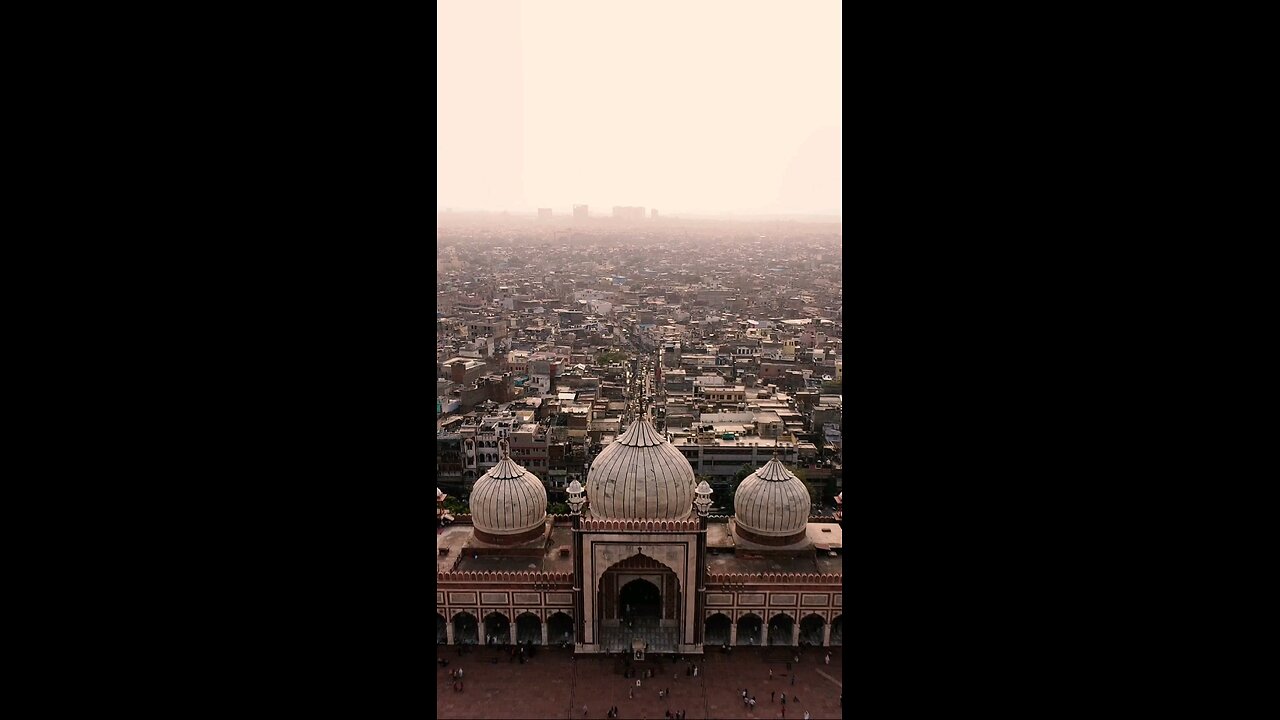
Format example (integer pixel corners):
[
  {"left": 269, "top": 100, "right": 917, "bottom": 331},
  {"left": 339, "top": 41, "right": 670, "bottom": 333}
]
[{"left": 435, "top": 413, "right": 843, "bottom": 656}]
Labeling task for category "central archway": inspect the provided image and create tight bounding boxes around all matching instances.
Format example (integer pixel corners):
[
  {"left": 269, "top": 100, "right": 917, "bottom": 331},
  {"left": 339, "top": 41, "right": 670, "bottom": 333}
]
[
  {"left": 597, "top": 553, "right": 682, "bottom": 653},
  {"left": 619, "top": 578, "right": 661, "bottom": 620}
]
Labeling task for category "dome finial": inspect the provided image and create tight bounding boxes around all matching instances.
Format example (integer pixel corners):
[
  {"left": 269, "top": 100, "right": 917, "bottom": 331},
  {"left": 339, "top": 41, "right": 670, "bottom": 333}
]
[{"left": 499, "top": 437, "right": 510, "bottom": 459}]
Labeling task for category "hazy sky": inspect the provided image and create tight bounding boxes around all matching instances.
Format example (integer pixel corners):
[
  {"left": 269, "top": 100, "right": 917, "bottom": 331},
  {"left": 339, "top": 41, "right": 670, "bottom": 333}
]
[{"left": 437, "top": 0, "right": 841, "bottom": 217}]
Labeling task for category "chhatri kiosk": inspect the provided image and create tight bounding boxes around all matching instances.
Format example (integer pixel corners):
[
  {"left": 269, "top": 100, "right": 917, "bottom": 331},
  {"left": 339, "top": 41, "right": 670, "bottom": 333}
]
[{"left": 435, "top": 416, "right": 843, "bottom": 655}]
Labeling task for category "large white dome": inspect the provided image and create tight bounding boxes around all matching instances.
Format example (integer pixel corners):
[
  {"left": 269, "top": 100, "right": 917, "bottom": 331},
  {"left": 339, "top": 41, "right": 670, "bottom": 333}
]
[
  {"left": 585, "top": 417, "right": 695, "bottom": 519},
  {"left": 470, "top": 452, "right": 547, "bottom": 538},
  {"left": 733, "top": 457, "right": 809, "bottom": 539}
]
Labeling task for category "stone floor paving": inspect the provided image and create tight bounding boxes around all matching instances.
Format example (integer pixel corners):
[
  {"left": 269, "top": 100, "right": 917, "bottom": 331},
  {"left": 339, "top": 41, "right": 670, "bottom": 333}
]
[
  {"left": 435, "top": 645, "right": 843, "bottom": 720},
  {"left": 698, "top": 645, "right": 842, "bottom": 720},
  {"left": 436, "top": 645, "right": 575, "bottom": 719}
]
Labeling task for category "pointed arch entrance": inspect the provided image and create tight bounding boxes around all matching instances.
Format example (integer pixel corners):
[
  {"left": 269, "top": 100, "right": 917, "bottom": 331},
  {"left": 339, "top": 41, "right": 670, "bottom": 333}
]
[
  {"left": 483, "top": 612, "right": 510, "bottom": 645},
  {"left": 452, "top": 611, "right": 478, "bottom": 645},
  {"left": 547, "top": 612, "right": 574, "bottom": 646},
  {"left": 736, "top": 613, "right": 763, "bottom": 646},
  {"left": 619, "top": 578, "right": 661, "bottom": 620},
  {"left": 799, "top": 614, "right": 825, "bottom": 646},
  {"left": 768, "top": 613, "right": 795, "bottom": 646},
  {"left": 597, "top": 553, "right": 682, "bottom": 653},
  {"left": 704, "top": 613, "right": 732, "bottom": 646},
  {"left": 516, "top": 612, "right": 542, "bottom": 644}
]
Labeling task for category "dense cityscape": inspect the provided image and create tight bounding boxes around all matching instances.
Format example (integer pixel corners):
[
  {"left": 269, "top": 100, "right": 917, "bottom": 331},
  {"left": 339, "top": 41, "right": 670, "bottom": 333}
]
[{"left": 436, "top": 211, "right": 843, "bottom": 516}]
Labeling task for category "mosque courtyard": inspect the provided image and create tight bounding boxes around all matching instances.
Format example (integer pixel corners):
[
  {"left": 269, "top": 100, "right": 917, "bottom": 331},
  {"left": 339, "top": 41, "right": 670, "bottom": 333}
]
[{"left": 436, "top": 644, "right": 843, "bottom": 719}]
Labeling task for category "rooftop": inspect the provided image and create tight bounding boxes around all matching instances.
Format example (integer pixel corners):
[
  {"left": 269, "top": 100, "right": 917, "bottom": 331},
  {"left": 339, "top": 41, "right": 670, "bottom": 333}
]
[
  {"left": 447, "top": 524, "right": 576, "bottom": 574},
  {"left": 702, "top": 521, "right": 843, "bottom": 575},
  {"left": 706, "top": 549, "right": 825, "bottom": 575},
  {"left": 679, "top": 437, "right": 798, "bottom": 448}
]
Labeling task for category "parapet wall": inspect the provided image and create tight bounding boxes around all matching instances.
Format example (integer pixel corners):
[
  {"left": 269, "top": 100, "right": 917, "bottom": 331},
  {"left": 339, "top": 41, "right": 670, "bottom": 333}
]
[
  {"left": 579, "top": 518, "right": 701, "bottom": 532},
  {"left": 437, "top": 570, "right": 573, "bottom": 585},
  {"left": 706, "top": 571, "right": 842, "bottom": 585}
]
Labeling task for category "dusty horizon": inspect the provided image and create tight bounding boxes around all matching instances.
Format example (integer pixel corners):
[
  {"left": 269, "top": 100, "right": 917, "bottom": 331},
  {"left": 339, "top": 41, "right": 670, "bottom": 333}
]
[{"left": 437, "top": 0, "right": 841, "bottom": 218}]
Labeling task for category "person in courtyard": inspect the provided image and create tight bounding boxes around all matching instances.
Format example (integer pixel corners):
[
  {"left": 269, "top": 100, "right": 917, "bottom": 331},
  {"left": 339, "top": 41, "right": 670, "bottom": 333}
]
[{"left": 825, "top": 651, "right": 831, "bottom": 665}]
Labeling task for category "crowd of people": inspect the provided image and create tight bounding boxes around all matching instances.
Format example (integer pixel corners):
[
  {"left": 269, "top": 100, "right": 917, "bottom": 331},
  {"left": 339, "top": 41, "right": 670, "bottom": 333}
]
[{"left": 440, "top": 642, "right": 838, "bottom": 718}]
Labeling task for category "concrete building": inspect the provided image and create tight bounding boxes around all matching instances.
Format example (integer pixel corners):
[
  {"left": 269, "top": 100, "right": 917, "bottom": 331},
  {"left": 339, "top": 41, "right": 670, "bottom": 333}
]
[{"left": 444, "top": 357, "right": 489, "bottom": 385}]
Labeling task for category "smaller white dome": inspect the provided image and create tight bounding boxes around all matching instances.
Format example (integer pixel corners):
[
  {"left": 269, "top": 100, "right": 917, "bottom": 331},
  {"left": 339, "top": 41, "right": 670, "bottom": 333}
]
[
  {"left": 734, "top": 457, "right": 809, "bottom": 538},
  {"left": 470, "top": 452, "right": 547, "bottom": 536}
]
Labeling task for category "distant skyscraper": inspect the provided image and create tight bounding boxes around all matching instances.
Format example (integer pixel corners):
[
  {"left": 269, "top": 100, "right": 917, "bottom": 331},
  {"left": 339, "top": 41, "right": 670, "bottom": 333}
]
[
  {"left": 651, "top": 209, "right": 658, "bottom": 219},
  {"left": 612, "top": 206, "right": 646, "bottom": 220},
  {"left": 538, "top": 208, "right": 552, "bottom": 219},
  {"left": 573, "top": 204, "right": 589, "bottom": 219}
]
